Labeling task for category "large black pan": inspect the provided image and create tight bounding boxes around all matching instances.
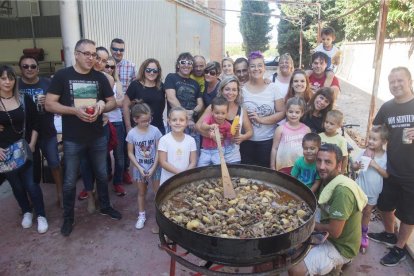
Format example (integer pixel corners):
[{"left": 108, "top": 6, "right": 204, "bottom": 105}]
[{"left": 155, "top": 165, "right": 317, "bottom": 266}]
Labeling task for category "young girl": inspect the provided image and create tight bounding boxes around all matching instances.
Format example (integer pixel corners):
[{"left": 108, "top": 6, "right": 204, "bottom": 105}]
[
  {"left": 270, "top": 97, "right": 310, "bottom": 174},
  {"left": 126, "top": 100, "right": 162, "bottom": 230},
  {"left": 301, "top": 87, "right": 334, "bottom": 133},
  {"left": 353, "top": 125, "right": 389, "bottom": 252},
  {"left": 158, "top": 107, "right": 198, "bottom": 185},
  {"left": 285, "top": 69, "right": 313, "bottom": 104}
]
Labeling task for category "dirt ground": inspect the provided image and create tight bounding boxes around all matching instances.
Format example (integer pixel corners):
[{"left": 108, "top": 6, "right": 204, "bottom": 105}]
[{"left": 1, "top": 79, "right": 414, "bottom": 276}]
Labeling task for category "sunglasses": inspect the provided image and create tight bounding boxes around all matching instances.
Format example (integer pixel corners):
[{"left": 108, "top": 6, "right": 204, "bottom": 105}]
[
  {"left": 21, "top": 64, "right": 37, "bottom": 70},
  {"left": 105, "top": 65, "right": 115, "bottom": 70},
  {"left": 111, "top": 47, "right": 125, "bottom": 53},
  {"left": 179, "top": 60, "right": 193, "bottom": 66},
  {"left": 145, "top": 68, "right": 159, "bottom": 74},
  {"left": 204, "top": 70, "right": 217, "bottom": 76}
]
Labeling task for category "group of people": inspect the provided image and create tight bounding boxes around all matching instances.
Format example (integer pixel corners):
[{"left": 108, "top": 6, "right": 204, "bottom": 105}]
[{"left": 0, "top": 25, "right": 413, "bottom": 274}]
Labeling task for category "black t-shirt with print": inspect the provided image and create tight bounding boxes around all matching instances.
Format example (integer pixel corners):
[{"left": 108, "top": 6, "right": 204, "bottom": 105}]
[
  {"left": 126, "top": 80, "right": 166, "bottom": 134},
  {"left": 47, "top": 67, "right": 113, "bottom": 142},
  {"left": 164, "top": 73, "right": 200, "bottom": 111},
  {"left": 19, "top": 77, "right": 56, "bottom": 139},
  {"left": 373, "top": 98, "right": 414, "bottom": 179}
]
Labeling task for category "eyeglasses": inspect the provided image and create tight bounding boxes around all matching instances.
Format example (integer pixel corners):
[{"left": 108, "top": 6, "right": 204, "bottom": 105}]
[
  {"left": 111, "top": 47, "right": 125, "bottom": 53},
  {"left": 145, "top": 68, "right": 159, "bottom": 74},
  {"left": 204, "top": 70, "right": 217, "bottom": 76},
  {"left": 21, "top": 64, "right": 37, "bottom": 70},
  {"left": 105, "top": 64, "right": 115, "bottom": 70},
  {"left": 96, "top": 56, "right": 108, "bottom": 64},
  {"left": 76, "top": 50, "right": 98, "bottom": 59},
  {"left": 178, "top": 60, "right": 193, "bottom": 66}
]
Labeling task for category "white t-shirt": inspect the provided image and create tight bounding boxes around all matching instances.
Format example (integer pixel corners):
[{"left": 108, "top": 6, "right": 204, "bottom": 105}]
[
  {"left": 242, "top": 82, "right": 284, "bottom": 141},
  {"left": 273, "top": 78, "right": 289, "bottom": 98},
  {"left": 314, "top": 43, "right": 339, "bottom": 70},
  {"left": 106, "top": 84, "right": 123, "bottom": 122},
  {"left": 125, "top": 125, "right": 162, "bottom": 173},
  {"left": 158, "top": 132, "right": 197, "bottom": 185}
]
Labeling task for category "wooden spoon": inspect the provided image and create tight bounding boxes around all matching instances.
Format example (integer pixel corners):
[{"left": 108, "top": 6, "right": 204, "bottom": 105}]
[{"left": 214, "top": 127, "right": 236, "bottom": 199}]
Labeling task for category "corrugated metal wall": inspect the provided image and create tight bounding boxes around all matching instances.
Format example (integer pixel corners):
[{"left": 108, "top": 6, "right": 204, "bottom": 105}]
[{"left": 80, "top": 0, "right": 215, "bottom": 75}]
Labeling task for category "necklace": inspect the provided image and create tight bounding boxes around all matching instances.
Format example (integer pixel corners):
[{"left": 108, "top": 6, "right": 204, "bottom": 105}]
[{"left": 0, "top": 94, "right": 14, "bottom": 100}]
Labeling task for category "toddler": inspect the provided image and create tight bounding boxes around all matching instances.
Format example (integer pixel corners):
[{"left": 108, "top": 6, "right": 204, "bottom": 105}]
[
  {"left": 319, "top": 110, "right": 348, "bottom": 173},
  {"left": 291, "top": 133, "right": 321, "bottom": 193},
  {"left": 353, "top": 125, "right": 388, "bottom": 252},
  {"left": 198, "top": 97, "right": 233, "bottom": 166}
]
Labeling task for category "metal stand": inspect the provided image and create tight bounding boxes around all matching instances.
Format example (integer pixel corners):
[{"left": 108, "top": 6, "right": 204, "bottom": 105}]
[{"left": 159, "top": 230, "right": 313, "bottom": 276}]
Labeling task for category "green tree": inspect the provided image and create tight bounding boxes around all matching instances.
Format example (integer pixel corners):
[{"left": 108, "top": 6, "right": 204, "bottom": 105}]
[{"left": 239, "top": 0, "right": 272, "bottom": 55}]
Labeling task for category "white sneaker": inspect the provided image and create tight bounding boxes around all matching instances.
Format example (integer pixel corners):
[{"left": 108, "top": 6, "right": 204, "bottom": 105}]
[
  {"left": 37, "top": 216, "right": 48, "bottom": 234},
  {"left": 135, "top": 216, "right": 146, "bottom": 230},
  {"left": 21, "top": 212, "right": 33, "bottom": 228}
]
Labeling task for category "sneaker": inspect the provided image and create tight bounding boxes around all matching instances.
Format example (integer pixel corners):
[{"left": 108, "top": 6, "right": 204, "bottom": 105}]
[
  {"left": 135, "top": 216, "right": 146, "bottom": 229},
  {"left": 113, "top": 184, "right": 126, "bottom": 196},
  {"left": 368, "top": 231, "right": 397, "bottom": 246},
  {"left": 78, "top": 189, "right": 89, "bottom": 200},
  {"left": 361, "top": 234, "right": 369, "bottom": 249},
  {"left": 381, "top": 246, "right": 407, "bottom": 267},
  {"left": 21, "top": 212, "right": 33, "bottom": 228},
  {"left": 37, "top": 216, "right": 48, "bottom": 234},
  {"left": 61, "top": 219, "right": 74, "bottom": 237},
  {"left": 100, "top": 207, "right": 122, "bottom": 220},
  {"left": 123, "top": 171, "right": 132, "bottom": 184}
]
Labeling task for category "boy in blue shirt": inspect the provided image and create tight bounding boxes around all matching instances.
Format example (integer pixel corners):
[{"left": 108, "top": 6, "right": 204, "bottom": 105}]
[{"left": 291, "top": 133, "right": 321, "bottom": 193}]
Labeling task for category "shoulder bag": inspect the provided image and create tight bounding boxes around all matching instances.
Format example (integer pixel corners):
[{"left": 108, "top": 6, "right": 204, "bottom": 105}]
[{"left": 0, "top": 95, "right": 33, "bottom": 173}]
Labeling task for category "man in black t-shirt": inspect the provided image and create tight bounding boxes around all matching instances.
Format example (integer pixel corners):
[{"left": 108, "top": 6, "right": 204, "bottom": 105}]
[
  {"left": 45, "top": 39, "right": 121, "bottom": 237},
  {"left": 368, "top": 67, "right": 414, "bottom": 267},
  {"left": 18, "top": 55, "right": 63, "bottom": 206}
]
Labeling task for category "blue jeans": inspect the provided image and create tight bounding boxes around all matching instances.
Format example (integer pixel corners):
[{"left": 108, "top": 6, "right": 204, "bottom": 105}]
[
  {"left": 63, "top": 136, "right": 111, "bottom": 220},
  {"left": 6, "top": 161, "right": 46, "bottom": 217},
  {"left": 106, "top": 122, "right": 125, "bottom": 184},
  {"left": 39, "top": 135, "right": 60, "bottom": 168}
]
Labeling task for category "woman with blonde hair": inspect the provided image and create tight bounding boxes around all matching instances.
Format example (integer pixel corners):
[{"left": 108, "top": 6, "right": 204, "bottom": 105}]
[
  {"left": 272, "top": 53, "right": 294, "bottom": 98},
  {"left": 196, "top": 75, "right": 253, "bottom": 164}
]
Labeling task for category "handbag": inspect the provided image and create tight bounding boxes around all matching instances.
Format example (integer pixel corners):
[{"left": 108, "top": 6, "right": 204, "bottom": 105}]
[{"left": 0, "top": 95, "right": 33, "bottom": 173}]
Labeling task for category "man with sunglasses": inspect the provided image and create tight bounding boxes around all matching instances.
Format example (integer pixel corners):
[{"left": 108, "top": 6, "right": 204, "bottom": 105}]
[
  {"left": 110, "top": 38, "right": 135, "bottom": 184},
  {"left": 165, "top": 52, "right": 203, "bottom": 149},
  {"left": 18, "top": 55, "right": 63, "bottom": 207},
  {"left": 45, "top": 39, "right": 121, "bottom": 237}
]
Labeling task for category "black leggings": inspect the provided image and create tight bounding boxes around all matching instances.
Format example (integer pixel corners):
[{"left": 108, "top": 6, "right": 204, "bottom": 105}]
[{"left": 240, "top": 139, "right": 273, "bottom": 168}]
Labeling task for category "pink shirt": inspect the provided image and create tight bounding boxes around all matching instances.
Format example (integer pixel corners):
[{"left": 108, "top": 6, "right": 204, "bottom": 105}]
[
  {"left": 276, "top": 122, "right": 309, "bottom": 171},
  {"left": 201, "top": 114, "right": 232, "bottom": 149}
]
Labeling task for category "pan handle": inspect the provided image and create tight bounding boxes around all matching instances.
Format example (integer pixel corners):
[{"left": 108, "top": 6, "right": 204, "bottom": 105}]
[{"left": 308, "top": 231, "right": 329, "bottom": 246}]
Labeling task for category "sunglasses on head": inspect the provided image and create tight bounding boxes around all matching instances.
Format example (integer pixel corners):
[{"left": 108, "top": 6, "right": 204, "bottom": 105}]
[
  {"left": 145, "top": 68, "right": 159, "bottom": 74},
  {"left": 22, "top": 64, "right": 37, "bottom": 70},
  {"left": 204, "top": 70, "right": 217, "bottom": 76},
  {"left": 179, "top": 60, "right": 193, "bottom": 66},
  {"left": 105, "top": 64, "right": 115, "bottom": 70},
  {"left": 111, "top": 47, "right": 125, "bottom": 53}
]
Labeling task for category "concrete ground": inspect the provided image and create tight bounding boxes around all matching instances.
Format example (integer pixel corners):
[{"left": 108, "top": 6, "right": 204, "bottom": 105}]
[{"left": 1, "top": 79, "right": 414, "bottom": 275}]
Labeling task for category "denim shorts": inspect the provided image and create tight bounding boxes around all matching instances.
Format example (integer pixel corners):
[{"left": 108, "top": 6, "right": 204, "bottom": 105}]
[
  {"left": 39, "top": 136, "right": 60, "bottom": 168},
  {"left": 132, "top": 166, "right": 161, "bottom": 183}
]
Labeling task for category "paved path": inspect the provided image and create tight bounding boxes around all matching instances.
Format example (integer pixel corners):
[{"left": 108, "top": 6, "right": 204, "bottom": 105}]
[{"left": 1, "top": 79, "right": 414, "bottom": 275}]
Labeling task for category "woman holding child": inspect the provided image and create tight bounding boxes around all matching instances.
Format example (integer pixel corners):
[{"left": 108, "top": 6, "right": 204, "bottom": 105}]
[
  {"left": 196, "top": 76, "right": 253, "bottom": 164},
  {"left": 240, "top": 51, "right": 285, "bottom": 167}
]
